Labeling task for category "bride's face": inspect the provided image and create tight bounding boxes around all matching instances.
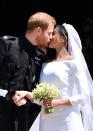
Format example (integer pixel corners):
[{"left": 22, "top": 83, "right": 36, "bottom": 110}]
[{"left": 49, "top": 28, "right": 65, "bottom": 50}]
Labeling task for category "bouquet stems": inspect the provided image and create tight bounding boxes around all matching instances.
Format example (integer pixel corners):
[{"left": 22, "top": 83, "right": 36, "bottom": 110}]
[{"left": 44, "top": 107, "right": 54, "bottom": 113}]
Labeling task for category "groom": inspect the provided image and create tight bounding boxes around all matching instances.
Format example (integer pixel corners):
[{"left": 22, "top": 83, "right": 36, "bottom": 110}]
[{"left": 0, "top": 11, "right": 56, "bottom": 131}]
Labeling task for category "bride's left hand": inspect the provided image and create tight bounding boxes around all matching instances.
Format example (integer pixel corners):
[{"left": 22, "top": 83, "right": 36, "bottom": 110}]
[
  {"left": 51, "top": 99, "right": 62, "bottom": 107},
  {"left": 52, "top": 98, "right": 72, "bottom": 107},
  {"left": 43, "top": 98, "right": 71, "bottom": 108},
  {"left": 43, "top": 99, "right": 60, "bottom": 108}
]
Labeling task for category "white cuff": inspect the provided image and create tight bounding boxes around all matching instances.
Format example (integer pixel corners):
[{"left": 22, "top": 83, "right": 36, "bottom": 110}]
[{"left": 0, "top": 89, "right": 8, "bottom": 97}]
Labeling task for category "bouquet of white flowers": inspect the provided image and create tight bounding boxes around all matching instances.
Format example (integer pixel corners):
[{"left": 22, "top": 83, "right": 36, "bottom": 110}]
[{"left": 32, "top": 83, "right": 60, "bottom": 114}]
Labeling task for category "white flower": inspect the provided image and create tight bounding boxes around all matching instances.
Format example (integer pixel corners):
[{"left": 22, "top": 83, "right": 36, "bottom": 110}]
[
  {"left": 32, "top": 82, "right": 60, "bottom": 101},
  {"left": 32, "top": 82, "right": 60, "bottom": 113}
]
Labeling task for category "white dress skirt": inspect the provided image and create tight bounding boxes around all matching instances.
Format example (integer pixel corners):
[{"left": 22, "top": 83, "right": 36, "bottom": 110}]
[{"left": 30, "top": 59, "right": 88, "bottom": 131}]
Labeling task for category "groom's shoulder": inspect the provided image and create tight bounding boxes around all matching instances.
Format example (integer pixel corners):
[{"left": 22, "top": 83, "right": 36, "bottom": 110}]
[{"left": 0, "top": 35, "right": 19, "bottom": 50}]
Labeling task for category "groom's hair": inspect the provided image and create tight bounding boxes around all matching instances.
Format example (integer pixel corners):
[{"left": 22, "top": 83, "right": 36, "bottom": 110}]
[{"left": 27, "top": 12, "right": 56, "bottom": 32}]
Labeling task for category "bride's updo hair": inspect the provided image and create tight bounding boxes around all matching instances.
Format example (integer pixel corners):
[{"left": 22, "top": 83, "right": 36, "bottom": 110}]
[
  {"left": 55, "top": 25, "right": 68, "bottom": 49},
  {"left": 55, "top": 25, "right": 68, "bottom": 39}
]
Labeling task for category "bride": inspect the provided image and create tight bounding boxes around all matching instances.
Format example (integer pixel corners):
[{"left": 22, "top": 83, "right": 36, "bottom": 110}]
[
  {"left": 38, "top": 23, "right": 93, "bottom": 131},
  {"left": 13, "top": 23, "right": 93, "bottom": 131}
]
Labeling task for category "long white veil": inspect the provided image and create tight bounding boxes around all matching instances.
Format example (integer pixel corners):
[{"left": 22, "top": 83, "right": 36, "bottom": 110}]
[{"left": 63, "top": 23, "right": 93, "bottom": 131}]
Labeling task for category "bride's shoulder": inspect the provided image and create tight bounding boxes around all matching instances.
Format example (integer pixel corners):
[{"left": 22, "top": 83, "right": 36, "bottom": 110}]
[{"left": 70, "top": 58, "right": 83, "bottom": 71}]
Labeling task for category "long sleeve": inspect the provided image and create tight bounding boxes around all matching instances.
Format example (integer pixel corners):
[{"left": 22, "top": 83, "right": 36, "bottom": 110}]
[
  {"left": 0, "top": 36, "right": 27, "bottom": 100},
  {"left": 0, "top": 38, "right": 9, "bottom": 97},
  {"left": 68, "top": 60, "right": 89, "bottom": 106}
]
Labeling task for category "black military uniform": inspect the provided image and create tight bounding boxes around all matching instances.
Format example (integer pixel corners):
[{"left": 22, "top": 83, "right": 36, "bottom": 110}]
[{"left": 0, "top": 36, "right": 55, "bottom": 131}]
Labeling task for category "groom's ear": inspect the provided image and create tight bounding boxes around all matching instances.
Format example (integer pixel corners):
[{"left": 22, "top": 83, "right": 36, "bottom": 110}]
[{"left": 35, "top": 27, "right": 42, "bottom": 34}]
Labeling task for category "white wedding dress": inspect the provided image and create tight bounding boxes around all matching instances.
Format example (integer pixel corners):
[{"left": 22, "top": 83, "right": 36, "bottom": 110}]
[{"left": 38, "top": 59, "right": 87, "bottom": 131}]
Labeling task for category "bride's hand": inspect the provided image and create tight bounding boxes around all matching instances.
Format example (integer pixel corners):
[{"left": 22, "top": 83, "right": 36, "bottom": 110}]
[
  {"left": 26, "top": 92, "right": 34, "bottom": 100},
  {"left": 12, "top": 91, "right": 34, "bottom": 103},
  {"left": 14, "top": 98, "right": 27, "bottom": 106},
  {"left": 52, "top": 98, "right": 72, "bottom": 107},
  {"left": 51, "top": 99, "right": 60, "bottom": 107},
  {"left": 12, "top": 91, "right": 29, "bottom": 102},
  {"left": 43, "top": 99, "right": 52, "bottom": 109},
  {"left": 43, "top": 99, "right": 60, "bottom": 108}
]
